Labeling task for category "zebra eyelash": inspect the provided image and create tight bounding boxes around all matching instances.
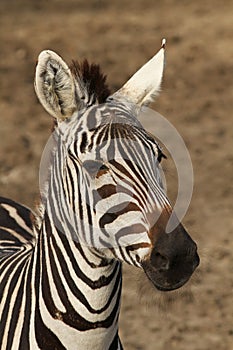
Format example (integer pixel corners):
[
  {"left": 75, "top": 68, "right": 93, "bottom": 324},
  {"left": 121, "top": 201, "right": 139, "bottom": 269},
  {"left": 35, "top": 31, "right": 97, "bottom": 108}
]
[{"left": 139, "top": 129, "right": 166, "bottom": 164}]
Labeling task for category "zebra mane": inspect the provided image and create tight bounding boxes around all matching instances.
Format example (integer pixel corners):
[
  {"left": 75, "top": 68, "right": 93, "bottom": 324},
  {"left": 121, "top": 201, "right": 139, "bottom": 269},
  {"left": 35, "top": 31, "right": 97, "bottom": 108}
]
[{"left": 70, "top": 59, "right": 111, "bottom": 104}]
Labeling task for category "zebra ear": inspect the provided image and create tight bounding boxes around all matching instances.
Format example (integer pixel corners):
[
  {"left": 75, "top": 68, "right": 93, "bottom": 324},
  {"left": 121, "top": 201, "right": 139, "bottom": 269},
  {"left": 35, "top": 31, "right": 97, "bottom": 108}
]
[
  {"left": 34, "top": 50, "right": 78, "bottom": 121},
  {"left": 112, "top": 39, "right": 166, "bottom": 106}
]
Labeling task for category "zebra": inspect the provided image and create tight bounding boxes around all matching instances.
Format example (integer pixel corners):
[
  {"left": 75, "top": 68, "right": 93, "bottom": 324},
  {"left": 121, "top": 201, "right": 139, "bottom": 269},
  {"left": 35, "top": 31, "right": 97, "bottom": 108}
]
[{"left": 0, "top": 40, "right": 199, "bottom": 350}]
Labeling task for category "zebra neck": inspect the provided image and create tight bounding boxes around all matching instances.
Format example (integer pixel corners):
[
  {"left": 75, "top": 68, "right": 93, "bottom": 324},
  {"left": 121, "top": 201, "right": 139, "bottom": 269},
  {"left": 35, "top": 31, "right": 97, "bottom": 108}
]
[{"left": 34, "top": 212, "right": 123, "bottom": 349}]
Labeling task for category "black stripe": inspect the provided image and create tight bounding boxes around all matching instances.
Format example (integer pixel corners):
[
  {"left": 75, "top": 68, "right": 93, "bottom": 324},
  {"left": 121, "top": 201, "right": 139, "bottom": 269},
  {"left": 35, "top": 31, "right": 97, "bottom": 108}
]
[
  {"left": 80, "top": 132, "right": 88, "bottom": 153},
  {"left": 0, "top": 251, "right": 30, "bottom": 347},
  {"left": 109, "top": 331, "right": 123, "bottom": 350},
  {"left": 34, "top": 227, "right": 66, "bottom": 350},
  {"left": 19, "top": 252, "right": 34, "bottom": 350},
  {"left": 42, "top": 217, "right": 122, "bottom": 330},
  {"left": 6, "top": 260, "right": 28, "bottom": 350},
  {"left": 0, "top": 197, "right": 34, "bottom": 245},
  {"left": 99, "top": 202, "right": 140, "bottom": 228}
]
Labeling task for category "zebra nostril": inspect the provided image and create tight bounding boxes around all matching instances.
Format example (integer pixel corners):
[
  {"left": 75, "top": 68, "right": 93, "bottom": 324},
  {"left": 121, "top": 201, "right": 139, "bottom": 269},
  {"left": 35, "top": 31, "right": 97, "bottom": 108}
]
[{"left": 150, "top": 251, "right": 169, "bottom": 271}]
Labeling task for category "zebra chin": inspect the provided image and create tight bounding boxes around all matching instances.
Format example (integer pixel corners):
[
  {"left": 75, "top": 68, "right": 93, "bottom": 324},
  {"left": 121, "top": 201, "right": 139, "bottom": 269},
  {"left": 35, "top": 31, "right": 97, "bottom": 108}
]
[
  {"left": 141, "top": 265, "right": 198, "bottom": 292},
  {"left": 141, "top": 224, "right": 200, "bottom": 292}
]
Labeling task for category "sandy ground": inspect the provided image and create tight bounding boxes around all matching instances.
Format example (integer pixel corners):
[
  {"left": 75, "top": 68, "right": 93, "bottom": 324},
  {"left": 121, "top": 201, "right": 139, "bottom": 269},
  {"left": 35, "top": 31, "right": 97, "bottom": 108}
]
[{"left": 0, "top": 0, "right": 233, "bottom": 349}]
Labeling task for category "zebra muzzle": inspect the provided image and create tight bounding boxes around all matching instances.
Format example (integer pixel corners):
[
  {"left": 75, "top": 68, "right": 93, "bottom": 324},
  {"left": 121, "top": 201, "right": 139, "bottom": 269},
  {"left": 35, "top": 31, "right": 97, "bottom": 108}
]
[{"left": 141, "top": 224, "right": 200, "bottom": 291}]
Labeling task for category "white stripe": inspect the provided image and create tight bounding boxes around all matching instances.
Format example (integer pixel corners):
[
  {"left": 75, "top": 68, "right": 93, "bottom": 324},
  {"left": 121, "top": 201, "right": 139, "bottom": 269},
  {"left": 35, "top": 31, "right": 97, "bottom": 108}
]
[
  {"left": 0, "top": 226, "right": 29, "bottom": 245},
  {"left": 1, "top": 204, "right": 33, "bottom": 236}
]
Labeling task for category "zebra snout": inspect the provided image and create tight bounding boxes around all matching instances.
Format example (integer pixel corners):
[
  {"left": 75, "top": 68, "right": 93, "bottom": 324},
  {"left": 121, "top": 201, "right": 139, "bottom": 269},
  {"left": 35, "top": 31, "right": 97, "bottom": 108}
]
[{"left": 142, "top": 226, "right": 200, "bottom": 291}]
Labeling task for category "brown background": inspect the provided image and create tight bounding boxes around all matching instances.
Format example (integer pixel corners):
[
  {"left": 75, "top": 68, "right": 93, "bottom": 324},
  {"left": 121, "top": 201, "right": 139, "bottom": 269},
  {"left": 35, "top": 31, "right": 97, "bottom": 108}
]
[{"left": 0, "top": 1, "right": 233, "bottom": 349}]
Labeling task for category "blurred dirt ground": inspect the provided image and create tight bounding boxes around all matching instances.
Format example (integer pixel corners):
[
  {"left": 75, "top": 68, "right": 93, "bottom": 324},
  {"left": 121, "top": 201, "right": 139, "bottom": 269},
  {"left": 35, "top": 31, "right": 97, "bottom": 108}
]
[{"left": 0, "top": 0, "right": 233, "bottom": 349}]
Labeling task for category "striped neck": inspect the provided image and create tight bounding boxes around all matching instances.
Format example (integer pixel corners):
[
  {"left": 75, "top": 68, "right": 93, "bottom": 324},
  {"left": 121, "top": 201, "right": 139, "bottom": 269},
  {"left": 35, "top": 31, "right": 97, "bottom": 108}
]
[{"left": 32, "top": 212, "right": 123, "bottom": 349}]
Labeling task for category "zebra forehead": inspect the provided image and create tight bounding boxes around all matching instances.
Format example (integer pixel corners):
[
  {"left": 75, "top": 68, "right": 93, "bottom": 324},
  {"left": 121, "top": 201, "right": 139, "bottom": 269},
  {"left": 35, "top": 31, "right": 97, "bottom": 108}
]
[
  {"left": 94, "top": 123, "right": 140, "bottom": 139},
  {"left": 54, "top": 95, "right": 165, "bottom": 160},
  {"left": 82, "top": 123, "right": 157, "bottom": 154}
]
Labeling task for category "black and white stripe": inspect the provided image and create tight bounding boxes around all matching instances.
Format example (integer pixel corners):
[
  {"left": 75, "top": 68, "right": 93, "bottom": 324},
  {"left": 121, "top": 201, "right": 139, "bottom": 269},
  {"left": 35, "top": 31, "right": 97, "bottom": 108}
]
[
  {"left": 0, "top": 196, "right": 124, "bottom": 349},
  {"left": 0, "top": 102, "right": 166, "bottom": 350},
  {"left": 0, "top": 43, "right": 199, "bottom": 350}
]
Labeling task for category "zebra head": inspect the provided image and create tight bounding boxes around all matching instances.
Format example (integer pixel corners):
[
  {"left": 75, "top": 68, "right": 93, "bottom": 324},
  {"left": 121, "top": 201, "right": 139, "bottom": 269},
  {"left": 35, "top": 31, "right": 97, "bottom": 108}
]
[{"left": 35, "top": 40, "right": 199, "bottom": 292}]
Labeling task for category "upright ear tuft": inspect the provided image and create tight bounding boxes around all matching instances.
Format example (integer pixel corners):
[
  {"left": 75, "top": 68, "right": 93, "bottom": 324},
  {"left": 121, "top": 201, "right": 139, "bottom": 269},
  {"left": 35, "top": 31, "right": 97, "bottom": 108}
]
[
  {"left": 34, "top": 50, "right": 77, "bottom": 121},
  {"left": 112, "top": 39, "right": 166, "bottom": 106}
]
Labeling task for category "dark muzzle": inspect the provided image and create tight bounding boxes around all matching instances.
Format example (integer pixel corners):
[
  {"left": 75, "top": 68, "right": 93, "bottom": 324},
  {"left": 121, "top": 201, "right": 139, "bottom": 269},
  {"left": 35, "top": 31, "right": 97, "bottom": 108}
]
[{"left": 142, "top": 224, "right": 200, "bottom": 291}]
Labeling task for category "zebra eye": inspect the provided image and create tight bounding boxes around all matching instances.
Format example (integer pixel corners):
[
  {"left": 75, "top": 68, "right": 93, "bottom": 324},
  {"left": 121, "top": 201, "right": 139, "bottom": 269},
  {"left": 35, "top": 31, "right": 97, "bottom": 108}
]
[{"left": 83, "top": 160, "right": 108, "bottom": 177}]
